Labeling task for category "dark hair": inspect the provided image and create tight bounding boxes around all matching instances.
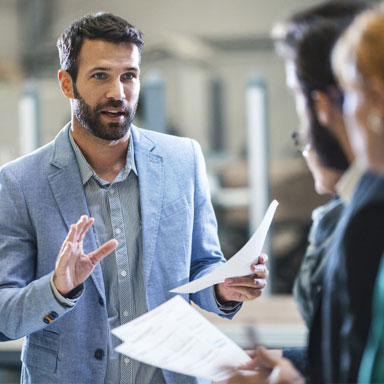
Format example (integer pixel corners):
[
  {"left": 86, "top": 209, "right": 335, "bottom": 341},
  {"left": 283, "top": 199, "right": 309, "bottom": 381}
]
[
  {"left": 273, "top": 1, "right": 369, "bottom": 171},
  {"left": 57, "top": 12, "right": 144, "bottom": 81}
]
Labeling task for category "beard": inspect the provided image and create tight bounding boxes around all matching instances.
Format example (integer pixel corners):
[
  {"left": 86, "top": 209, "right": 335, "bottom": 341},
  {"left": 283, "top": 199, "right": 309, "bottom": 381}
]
[{"left": 72, "top": 83, "right": 138, "bottom": 141}]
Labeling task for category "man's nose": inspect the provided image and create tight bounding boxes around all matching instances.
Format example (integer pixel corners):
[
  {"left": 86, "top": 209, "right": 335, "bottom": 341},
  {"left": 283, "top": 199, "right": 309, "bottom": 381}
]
[{"left": 106, "top": 80, "right": 126, "bottom": 100}]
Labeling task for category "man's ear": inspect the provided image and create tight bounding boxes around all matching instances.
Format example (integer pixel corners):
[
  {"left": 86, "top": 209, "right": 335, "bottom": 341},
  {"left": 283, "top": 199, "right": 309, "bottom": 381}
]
[
  {"left": 312, "top": 90, "right": 333, "bottom": 127},
  {"left": 58, "top": 69, "right": 75, "bottom": 99}
]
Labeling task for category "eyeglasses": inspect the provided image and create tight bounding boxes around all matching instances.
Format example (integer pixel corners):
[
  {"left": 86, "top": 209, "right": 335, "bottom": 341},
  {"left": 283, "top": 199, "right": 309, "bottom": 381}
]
[
  {"left": 291, "top": 131, "right": 305, "bottom": 152},
  {"left": 326, "top": 85, "right": 344, "bottom": 109},
  {"left": 291, "top": 131, "right": 312, "bottom": 154}
]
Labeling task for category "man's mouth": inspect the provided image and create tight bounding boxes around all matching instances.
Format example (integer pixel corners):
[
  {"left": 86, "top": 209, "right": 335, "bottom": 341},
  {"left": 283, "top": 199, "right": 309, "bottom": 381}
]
[{"left": 100, "top": 109, "right": 127, "bottom": 118}]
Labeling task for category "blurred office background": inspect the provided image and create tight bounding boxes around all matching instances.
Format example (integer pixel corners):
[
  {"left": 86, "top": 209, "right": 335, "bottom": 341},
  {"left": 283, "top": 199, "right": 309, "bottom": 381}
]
[{"left": 0, "top": 0, "right": 378, "bottom": 382}]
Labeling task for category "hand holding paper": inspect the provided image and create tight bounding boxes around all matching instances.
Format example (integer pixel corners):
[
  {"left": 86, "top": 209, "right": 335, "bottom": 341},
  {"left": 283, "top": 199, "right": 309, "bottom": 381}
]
[
  {"left": 113, "top": 295, "right": 252, "bottom": 382},
  {"left": 171, "top": 200, "right": 279, "bottom": 294},
  {"left": 113, "top": 201, "right": 279, "bottom": 381},
  {"left": 214, "top": 252, "right": 269, "bottom": 303}
]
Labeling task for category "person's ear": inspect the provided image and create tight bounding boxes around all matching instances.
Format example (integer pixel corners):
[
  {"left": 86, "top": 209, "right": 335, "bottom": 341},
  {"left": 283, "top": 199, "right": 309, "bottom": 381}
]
[
  {"left": 58, "top": 69, "right": 75, "bottom": 99},
  {"left": 312, "top": 90, "right": 333, "bottom": 127}
]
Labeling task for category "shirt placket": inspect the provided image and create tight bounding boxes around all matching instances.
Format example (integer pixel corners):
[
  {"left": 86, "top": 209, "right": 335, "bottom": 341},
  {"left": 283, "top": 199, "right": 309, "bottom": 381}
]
[{"left": 107, "top": 184, "right": 133, "bottom": 382}]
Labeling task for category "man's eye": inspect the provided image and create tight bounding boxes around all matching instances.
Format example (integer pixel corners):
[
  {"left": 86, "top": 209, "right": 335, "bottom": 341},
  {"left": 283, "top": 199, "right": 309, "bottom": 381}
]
[
  {"left": 122, "top": 73, "right": 135, "bottom": 80},
  {"left": 92, "top": 73, "right": 106, "bottom": 80}
]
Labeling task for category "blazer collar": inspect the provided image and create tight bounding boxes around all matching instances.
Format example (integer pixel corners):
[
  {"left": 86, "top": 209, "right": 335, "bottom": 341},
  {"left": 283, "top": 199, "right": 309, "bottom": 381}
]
[
  {"left": 48, "top": 123, "right": 106, "bottom": 300},
  {"left": 131, "top": 125, "right": 164, "bottom": 287},
  {"left": 130, "top": 124, "right": 156, "bottom": 153}
]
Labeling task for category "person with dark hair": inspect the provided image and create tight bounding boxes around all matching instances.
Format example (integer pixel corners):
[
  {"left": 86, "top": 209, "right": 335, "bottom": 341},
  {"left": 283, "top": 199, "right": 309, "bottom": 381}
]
[
  {"left": 57, "top": 13, "right": 144, "bottom": 82},
  {"left": 272, "top": 1, "right": 366, "bottom": 331},
  {"left": 0, "top": 12, "right": 269, "bottom": 384},
  {"left": 223, "top": 1, "right": 369, "bottom": 383}
]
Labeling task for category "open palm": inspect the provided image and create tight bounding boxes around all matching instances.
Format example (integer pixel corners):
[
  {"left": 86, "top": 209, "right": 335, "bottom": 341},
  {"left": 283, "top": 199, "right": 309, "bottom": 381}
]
[{"left": 53, "top": 215, "right": 118, "bottom": 295}]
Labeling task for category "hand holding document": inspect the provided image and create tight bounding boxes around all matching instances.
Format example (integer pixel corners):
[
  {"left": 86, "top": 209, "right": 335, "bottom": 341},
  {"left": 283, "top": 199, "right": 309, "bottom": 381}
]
[
  {"left": 113, "top": 295, "right": 252, "bottom": 382},
  {"left": 171, "top": 200, "right": 279, "bottom": 294}
]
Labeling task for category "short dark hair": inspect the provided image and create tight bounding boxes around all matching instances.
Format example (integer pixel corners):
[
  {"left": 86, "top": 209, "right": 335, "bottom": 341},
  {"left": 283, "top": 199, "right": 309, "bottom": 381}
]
[
  {"left": 57, "top": 12, "right": 144, "bottom": 81},
  {"left": 272, "top": 1, "right": 369, "bottom": 171}
]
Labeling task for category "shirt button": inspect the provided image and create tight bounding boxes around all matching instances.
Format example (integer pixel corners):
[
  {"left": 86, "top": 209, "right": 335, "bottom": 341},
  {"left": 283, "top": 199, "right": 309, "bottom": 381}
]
[
  {"left": 121, "top": 270, "right": 127, "bottom": 277},
  {"left": 94, "top": 349, "right": 104, "bottom": 360},
  {"left": 124, "top": 357, "right": 130, "bottom": 365},
  {"left": 115, "top": 228, "right": 121, "bottom": 235},
  {"left": 123, "top": 311, "right": 129, "bottom": 317},
  {"left": 109, "top": 188, "right": 115, "bottom": 195}
]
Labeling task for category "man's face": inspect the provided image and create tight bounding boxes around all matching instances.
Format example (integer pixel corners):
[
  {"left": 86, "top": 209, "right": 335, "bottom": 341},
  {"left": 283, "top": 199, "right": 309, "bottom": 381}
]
[
  {"left": 71, "top": 39, "right": 141, "bottom": 140},
  {"left": 285, "top": 60, "right": 342, "bottom": 194}
]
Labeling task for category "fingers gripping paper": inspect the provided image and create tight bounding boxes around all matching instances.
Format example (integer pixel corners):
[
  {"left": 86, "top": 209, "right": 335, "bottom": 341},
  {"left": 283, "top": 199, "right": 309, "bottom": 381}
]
[
  {"left": 112, "top": 295, "right": 251, "bottom": 381},
  {"left": 170, "top": 200, "right": 279, "bottom": 294}
]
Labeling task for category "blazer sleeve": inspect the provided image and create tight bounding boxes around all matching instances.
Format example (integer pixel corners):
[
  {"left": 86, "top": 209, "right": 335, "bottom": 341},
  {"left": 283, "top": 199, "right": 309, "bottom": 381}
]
[
  {"left": 188, "top": 139, "right": 241, "bottom": 318},
  {"left": 0, "top": 166, "right": 73, "bottom": 340}
]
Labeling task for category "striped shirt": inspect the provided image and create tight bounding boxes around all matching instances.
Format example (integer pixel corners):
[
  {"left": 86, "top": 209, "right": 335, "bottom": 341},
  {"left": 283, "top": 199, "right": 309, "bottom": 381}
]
[{"left": 69, "top": 131, "right": 165, "bottom": 384}]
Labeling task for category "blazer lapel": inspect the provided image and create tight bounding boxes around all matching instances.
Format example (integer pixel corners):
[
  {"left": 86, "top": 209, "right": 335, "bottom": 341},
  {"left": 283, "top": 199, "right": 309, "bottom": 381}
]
[
  {"left": 48, "top": 125, "right": 106, "bottom": 300},
  {"left": 131, "top": 127, "right": 164, "bottom": 287}
]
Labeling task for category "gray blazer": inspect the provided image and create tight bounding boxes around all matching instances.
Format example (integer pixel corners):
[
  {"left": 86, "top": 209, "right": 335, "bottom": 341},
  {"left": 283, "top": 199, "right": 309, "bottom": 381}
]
[{"left": 0, "top": 124, "right": 236, "bottom": 384}]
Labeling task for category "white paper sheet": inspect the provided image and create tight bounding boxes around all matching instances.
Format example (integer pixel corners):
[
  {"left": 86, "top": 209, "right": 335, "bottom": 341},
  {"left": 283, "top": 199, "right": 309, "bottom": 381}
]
[
  {"left": 170, "top": 199, "right": 279, "bottom": 294},
  {"left": 112, "top": 295, "right": 251, "bottom": 381}
]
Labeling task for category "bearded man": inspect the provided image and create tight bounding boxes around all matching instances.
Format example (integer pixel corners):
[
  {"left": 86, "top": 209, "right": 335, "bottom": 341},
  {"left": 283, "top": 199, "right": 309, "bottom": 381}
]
[{"left": 0, "top": 12, "right": 269, "bottom": 384}]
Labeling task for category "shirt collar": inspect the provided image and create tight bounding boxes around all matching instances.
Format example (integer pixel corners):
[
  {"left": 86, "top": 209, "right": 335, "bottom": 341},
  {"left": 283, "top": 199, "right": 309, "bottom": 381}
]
[
  {"left": 68, "top": 128, "right": 138, "bottom": 186},
  {"left": 335, "top": 161, "right": 365, "bottom": 204}
]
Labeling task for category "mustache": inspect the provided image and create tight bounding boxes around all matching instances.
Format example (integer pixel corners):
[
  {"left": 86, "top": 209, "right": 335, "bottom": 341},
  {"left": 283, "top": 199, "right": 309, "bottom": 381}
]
[{"left": 96, "top": 100, "right": 130, "bottom": 113}]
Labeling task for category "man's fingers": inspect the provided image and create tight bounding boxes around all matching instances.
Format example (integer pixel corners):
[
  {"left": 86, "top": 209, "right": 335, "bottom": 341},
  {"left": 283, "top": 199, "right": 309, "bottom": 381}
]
[
  {"left": 227, "top": 372, "right": 266, "bottom": 384},
  {"left": 224, "top": 276, "right": 267, "bottom": 289},
  {"left": 56, "top": 224, "right": 76, "bottom": 268},
  {"left": 229, "top": 286, "right": 264, "bottom": 301},
  {"left": 88, "top": 239, "right": 118, "bottom": 265},
  {"left": 243, "top": 288, "right": 263, "bottom": 300},
  {"left": 222, "top": 275, "right": 267, "bottom": 301},
  {"left": 245, "top": 349, "right": 257, "bottom": 359},
  {"left": 216, "top": 279, "right": 266, "bottom": 302},
  {"left": 73, "top": 215, "right": 89, "bottom": 242},
  {"left": 77, "top": 217, "right": 94, "bottom": 242},
  {"left": 56, "top": 242, "right": 73, "bottom": 270},
  {"left": 58, "top": 224, "right": 76, "bottom": 255},
  {"left": 237, "top": 351, "right": 260, "bottom": 370},
  {"left": 251, "top": 264, "right": 269, "bottom": 279},
  {"left": 242, "top": 349, "right": 283, "bottom": 371},
  {"left": 257, "top": 253, "right": 268, "bottom": 264},
  {"left": 253, "top": 278, "right": 267, "bottom": 289},
  {"left": 256, "top": 346, "right": 280, "bottom": 368},
  {"left": 58, "top": 216, "right": 93, "bottom": 257}
]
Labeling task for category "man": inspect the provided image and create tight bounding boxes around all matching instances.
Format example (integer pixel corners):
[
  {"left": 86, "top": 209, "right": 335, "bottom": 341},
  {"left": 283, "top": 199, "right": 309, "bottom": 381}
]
[{"left": 0, "top": 12, "right": 268, "bottom": 384}]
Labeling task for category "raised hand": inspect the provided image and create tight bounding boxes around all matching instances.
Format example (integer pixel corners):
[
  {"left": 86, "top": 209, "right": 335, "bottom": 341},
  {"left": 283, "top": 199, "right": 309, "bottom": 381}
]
[{"left": 53, "top": 215, "right": 118, "bottom": 295}]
